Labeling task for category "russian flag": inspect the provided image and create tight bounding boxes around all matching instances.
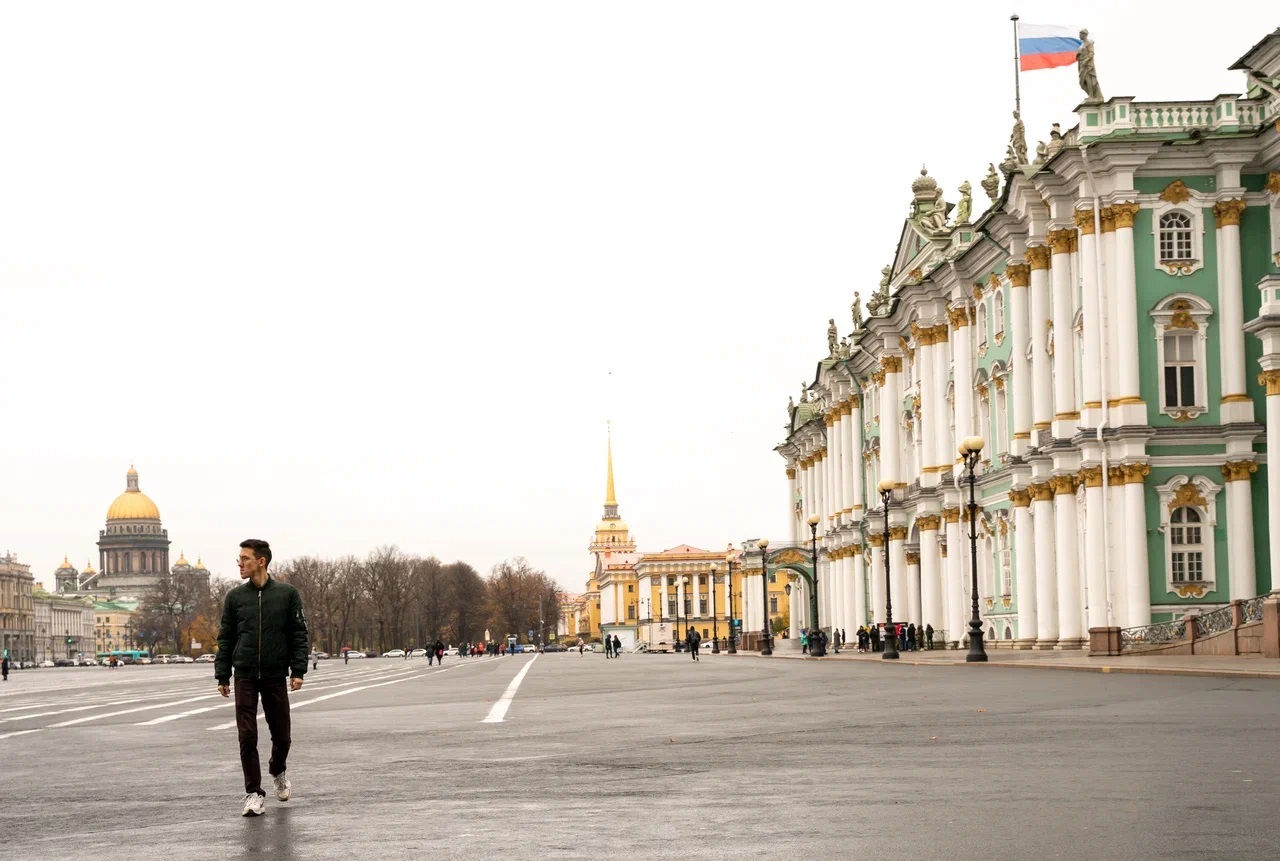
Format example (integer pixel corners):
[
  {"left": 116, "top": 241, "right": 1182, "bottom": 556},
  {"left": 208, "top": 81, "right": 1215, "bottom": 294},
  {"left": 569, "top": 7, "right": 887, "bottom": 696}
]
[{"left": 1019, "top": 24, "right": 1082, "bottom": 71}]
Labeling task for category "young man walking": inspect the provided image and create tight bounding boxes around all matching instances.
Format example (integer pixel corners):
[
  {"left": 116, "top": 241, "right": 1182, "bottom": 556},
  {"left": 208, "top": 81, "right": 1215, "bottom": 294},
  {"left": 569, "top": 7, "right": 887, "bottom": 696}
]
[{"left": 215, "top": 539, "right": 309, "bottom": 817}]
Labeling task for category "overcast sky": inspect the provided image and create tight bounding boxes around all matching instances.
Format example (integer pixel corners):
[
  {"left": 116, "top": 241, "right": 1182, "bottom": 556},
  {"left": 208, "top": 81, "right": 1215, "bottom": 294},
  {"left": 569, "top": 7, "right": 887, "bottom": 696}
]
[{"left": 1, "top": 2, "right": 1269, "bottom": 593}]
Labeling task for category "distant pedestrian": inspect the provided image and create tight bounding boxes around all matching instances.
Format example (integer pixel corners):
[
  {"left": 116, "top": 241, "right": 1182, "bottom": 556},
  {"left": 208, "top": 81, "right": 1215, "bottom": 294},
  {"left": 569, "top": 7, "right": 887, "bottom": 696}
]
[
  {"left": 1, "top": 656, "right": 8, "bottom": 681},
  {"left": 870, "top": 625, "right": 881, "bottom": 653},
  {"left": 907, "top": 623, "right": 917, "bottom": 652},
  {"left": 343, "top": 649, "right": 349, "bottom": 665},
  {"left": 577, "top": 637, "right": 584, "bottom": 656},
  {"left": 434, "top": 639, "right": 445, "bottom": 664},
  {"left": 925, "top": 624, "right": 935, "bottom": 650},
  {"left": 687, "top": 628, "right": 701, "bottom": 661},
  {"left": 612, "top": 635, "right": 622, "bottom": 657},
  {"left": 216, "top": 539, "right": 308, "bottom": 818}
]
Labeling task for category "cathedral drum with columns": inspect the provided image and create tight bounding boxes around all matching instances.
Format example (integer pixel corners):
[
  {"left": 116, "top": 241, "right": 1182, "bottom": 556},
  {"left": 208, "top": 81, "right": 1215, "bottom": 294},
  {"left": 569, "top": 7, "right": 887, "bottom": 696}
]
[
  {"left": 89, "top": 466, "right": 172, "bottom": 598},
  {"left": 777, "top": 28, "right": 1280, "bottom": 650}
]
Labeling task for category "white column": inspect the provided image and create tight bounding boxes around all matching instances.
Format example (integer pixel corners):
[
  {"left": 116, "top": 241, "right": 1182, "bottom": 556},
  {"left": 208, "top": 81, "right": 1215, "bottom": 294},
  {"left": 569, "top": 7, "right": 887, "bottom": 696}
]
[
  {"left": 933, "top": 325, "right": 952, "bottom": 472},
  {"left": 1031, "top": 483, "right": 1059, "bottom": 647},
  {"left": 1076, "top": 213, "right": 1102, "bottom": 428},
  {"left": 882, "top": 358, "right": 902, "bottom": 486},
  {"left": 1049, "top": 231, "right": 1079, "bottom": 437},
  {"left": 1008, "top": 264, "right": 1032, "bottom": 452},
  {"left": 831, "top": 413, "right": 843, "bottom": 526},
  {"left": 1082, "top": 470, "right": 1109, "bottom": 630},
  {"left": 906, "top": 550, "right": 922, "bottom": 629},
  {"left": 1216, "top": 200, "right": 1252, "bottom": 422},
  {"left": 1108, "top": 470, "right": 1130, "bottom": 626},
  {"left": 1110, "top": 203, "right": 1143, "bottom": 408},
  {"left": 890, "top": 527, "right": 907, "bottom": 622},
  {"left": 676, "top": 577, "right": 685, "bottom": 631},
  {"left": 869, "top": 538, "right": 886, "bottom": 625},
  {"left": 660, "top": 574, "right": 669, "bottom": 626},
  {"left": 789, "top": 578, "right": 802, "bottom": 639},
  {"left": 944, "top": 509, "right": 965, "bottom": 644},
  {"left": 1053, "top": 476, "right": 1083, "bottom": 647},
  {"left": 842, "top": 554, "right": 856, "bottom": 632},
  {"left": 920, "top": 518, "right": 943, "bottom": 632},
  {"left": 950, "top": 307, "right": 974, "bottom": 459},
  {"left": 1223, "top": 461, "right": 1259, "bottom": 601},
  {"left": 786, "top": 466, "right": 798, "bottom": 540},
  {"left": 1264, "top": 375, "right": 1280, "bottom": 591},
  {"left": 741, "top": 573, "right": 752, "bottom": 633},
  {"left": 852, "top": 549, "right": 867, "bottom": 627},
  {"left": 1122, "top": 465, "right": 1152, "bottom": 627},
  {"left": 918, "top": 335, "right": 937, "bottom": 482},
  {"left": 1028, "top": 245, "right": 1054, "bottom": 443},
  {"left": 1011, "top": 491, "right": 1037, "bottom": 647},
  {"left": 849, "top": 398, "right": 864, "bottom": 517}
]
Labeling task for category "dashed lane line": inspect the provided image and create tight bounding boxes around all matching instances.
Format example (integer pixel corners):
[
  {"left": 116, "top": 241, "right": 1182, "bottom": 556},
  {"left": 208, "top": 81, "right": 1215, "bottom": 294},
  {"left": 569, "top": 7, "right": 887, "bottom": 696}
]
[{"left": 482, "top": 654, "right": 539, "bottom": 723}]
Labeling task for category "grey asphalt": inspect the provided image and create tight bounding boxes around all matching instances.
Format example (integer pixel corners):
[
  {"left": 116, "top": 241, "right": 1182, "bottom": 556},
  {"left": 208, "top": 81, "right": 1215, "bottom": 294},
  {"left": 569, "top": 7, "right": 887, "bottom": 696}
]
[{"left": 1, "top": 653, "right": 1277, "bottom": 860}]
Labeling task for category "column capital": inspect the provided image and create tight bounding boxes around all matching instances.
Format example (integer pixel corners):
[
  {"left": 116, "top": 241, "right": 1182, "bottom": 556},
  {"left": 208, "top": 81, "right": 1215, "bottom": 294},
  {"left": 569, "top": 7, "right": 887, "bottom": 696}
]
[
  {"left": 888, "top": 525, "right": 908, "bottom": 541},
  {"left": 1008, "top": 488, "right": 1032, "bottom": 507},
  {"left": 1222, "top": 460, "right": 1258, "bottom": 482},
  {"left": 1213, "top": 198, "right": 1247, "bottom": 227},
  {"left": 849, "top": 543, "right": 863, "bottom": 555},
  {"left": 1112, "top": 201, "right": 1141, "bottom": 229},
  {"left": 882, "top": 355, "right": 903, "bottom": 374},
  {"left": 846, "top": 394, "right": 862, "bottom": 410},
  {"left": 1026, "top": 245, "right": 1052, "bottom": 270},
  {"left": 1007, "top": 263, "right": 1031, "bottom": 288},
  {"left": 1077, "top": 466, "right": 1104, "bottom": 488},
  {"left": 1123, "top": 463, "right": 1151, "bottom": 484},
  {"left": 786, "top": 468, "right": 796, "bottom": 479},
  {"left": 1259, "top": 370, "right": 1280, "bottom": 396},
  {"left": 866, "top": 534, "right": 885, "bottom": 548},
  {"left": 1100, "top": 206, "right": 1117, "bottom": 233},
  {"left": 1047, "top": 229, "right": 1076, "bottom": 254},
  {"left": 1028, "top": 482, "right": 1054, "bottom": 503},
  {"left": 941, "top": 507, "right": 962, "bottom": 523},
  {"left": 931, "top": 323, "right": 950, "bottom": 343},
  {"left": 905, "top": 550, "right": 921, "bottom": 566},
  {"left": 1108, "top": 465, "right": 1127, "bottom": 485},
  {"left": 1073, "top": 209, "right": 1096, "bottom": 235},
  {"left": 916, "top": 514, "right": 942, "bottom": 532},
  {"left": 947, "top": 305, "right": 972, "bottom": 329},
  {"left": 1050, "top": 475, "right": 1079, "bottom": 496}
]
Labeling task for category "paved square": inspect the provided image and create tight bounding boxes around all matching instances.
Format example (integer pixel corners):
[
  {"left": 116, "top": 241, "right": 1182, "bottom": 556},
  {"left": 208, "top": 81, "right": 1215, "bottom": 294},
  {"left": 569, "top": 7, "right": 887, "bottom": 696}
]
[{"left": 2, "top": 654, "right": 1278, "bottom": 860}]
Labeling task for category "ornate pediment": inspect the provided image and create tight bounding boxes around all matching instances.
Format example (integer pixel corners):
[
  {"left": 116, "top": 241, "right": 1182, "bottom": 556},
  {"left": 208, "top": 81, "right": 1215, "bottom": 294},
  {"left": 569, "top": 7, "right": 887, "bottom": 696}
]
[{"left": 771, "top": 549, "right": 809, "bottom": 566}]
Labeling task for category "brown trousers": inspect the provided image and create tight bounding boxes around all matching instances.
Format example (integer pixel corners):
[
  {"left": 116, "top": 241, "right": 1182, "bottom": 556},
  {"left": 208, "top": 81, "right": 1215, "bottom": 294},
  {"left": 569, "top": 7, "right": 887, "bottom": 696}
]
[{"left": 234, "top": 676, "right": 291, "bottom": 796}]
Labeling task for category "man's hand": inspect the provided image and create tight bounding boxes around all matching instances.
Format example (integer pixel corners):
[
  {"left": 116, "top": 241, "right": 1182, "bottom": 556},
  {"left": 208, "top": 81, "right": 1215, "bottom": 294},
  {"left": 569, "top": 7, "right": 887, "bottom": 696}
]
[
  {"left": 217, "top": 684, "right": 230, "bottom": 698},
  {"left": 290, "top": 677, "right": 303, "bottom": 692}
]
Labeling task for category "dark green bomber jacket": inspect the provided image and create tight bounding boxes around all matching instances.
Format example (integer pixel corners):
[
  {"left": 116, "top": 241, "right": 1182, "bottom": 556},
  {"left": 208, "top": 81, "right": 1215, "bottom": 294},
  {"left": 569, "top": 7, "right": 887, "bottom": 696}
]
[{"left": 214, "top": 575, "right": 309, "bottom": 685}]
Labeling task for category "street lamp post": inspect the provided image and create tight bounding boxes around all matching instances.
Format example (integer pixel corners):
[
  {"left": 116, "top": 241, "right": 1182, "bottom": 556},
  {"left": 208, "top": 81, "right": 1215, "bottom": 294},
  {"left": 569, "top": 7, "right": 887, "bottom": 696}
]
[
  {"left": 878, "top": 479, "right": 900, "bottom": 660},
  {"left": 807, "top": 514, "right": 823, "bottom": 657},
  {"left": 710, "top": 565, "right": 720, "bottom": 653},
  {"left": 726, "top": 557, "right": 737, "bottom": 654},
  {"left": 757, "top": 539, "right": 772, "bottom": 655},
  {"left": 960, "top": 436, "right": 989, "bottom": 662}
]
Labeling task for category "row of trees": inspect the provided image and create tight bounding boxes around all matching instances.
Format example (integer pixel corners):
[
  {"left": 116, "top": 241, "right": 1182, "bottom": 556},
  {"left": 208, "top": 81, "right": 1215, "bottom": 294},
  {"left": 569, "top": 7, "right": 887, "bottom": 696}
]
[{"left": 134, "top": 547, "right": 564, "bottom": 656}]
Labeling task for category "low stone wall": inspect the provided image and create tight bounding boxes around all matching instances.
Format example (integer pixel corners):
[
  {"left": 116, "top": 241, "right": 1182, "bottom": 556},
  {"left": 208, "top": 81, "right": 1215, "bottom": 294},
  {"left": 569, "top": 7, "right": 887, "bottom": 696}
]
[{"left": 1118, "top": 598, "right": 1277, "bottom": 658}]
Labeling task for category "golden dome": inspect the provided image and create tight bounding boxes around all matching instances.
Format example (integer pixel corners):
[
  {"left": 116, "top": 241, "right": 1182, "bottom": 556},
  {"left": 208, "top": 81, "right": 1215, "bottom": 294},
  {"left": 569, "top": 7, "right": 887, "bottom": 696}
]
[
  {"left": 106, "top": 465, "right": 161, "bottom": 521},
  {"left": 83, "top": 560, "right": 95, "bottom": 574},
  {"left": 174, "top": 551, "right": 189, "bottom": 567},
  {"left": 194, "top": 558, "right": 207, "bottom": 571},
  {"left": 57, "top": 555, "right": 76, "bottom": 571}
]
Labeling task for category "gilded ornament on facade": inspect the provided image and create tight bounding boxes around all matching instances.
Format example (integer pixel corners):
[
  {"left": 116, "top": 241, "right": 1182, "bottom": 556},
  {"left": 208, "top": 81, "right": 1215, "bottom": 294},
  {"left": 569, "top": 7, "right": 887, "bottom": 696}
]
[
  {"left": 1173, "top": 583, "right": 1211, "bottom": 599},
  {"left": 1111, "top": 202, "right": 1141, "bottom": 229},
  {"left": 786, "top": 468, "right": 796, "bottom": 479},
  {"left": 912, "top": 394, "right": 921, "bottom": 416},
  {"left": 1046, "top": 229, "right": 1075, "bottom": 255},
  {"left": 1162, "top": 261, "right": 1198, "bottom": 277},
  {"left": 882, "top": 355, "right": 903, "bottom": 373},
  {"left": 908, "top": 268, "right": 923, "bottom": 283},
  {"left": 1160, "top": 180, "right": 1193, "bottom": 205},
  {"left": 947, "top": 305, "right": 972, "bottom": 329},
  {"left": 1099, "top": 207, "right": 1117, "bottom": 233},
  {"left": 866, "top": 534, "right": 885, "bottom": 547},
  {"left": 905, "top": 551, "right": 921, "bottom": 566},
  {"left": 1006, "top": 263, "right": 1031, "bottom": 287},
  {"left": 1168, "top": 482, "right": 1206, "bottom": 511},
  {"left": 1212, "top": 199, "right": 1247, "bottom": 227},
  {"left": 1049, "top": 475, "right": 1078, "bottom": 496},
  {"left": 1258, "top": 370, "right": 1280, "bottom": 396},
  {"left": 889, "top": 525, "right": 908, "bottom": 541},
  {"left": 932, "top": 323, "right": 949, "bottom": 343},
  {"left": 1028, "top": 483, "right": 1054, "bottom": 503},
  {"left": 1008, "top": 488, "right": 1032, "bottom": 507},
  {"left": 1025, "top": 245, "right": 1052, "bottom": 271},
  {"left": 1073, "top": 209, "right": 1096, "bottom": 234},
  {"left": 1077, "top": 466, "right": 1104, "bottom": 488},
  {"left": 1221, "top": 460, "right": 1258, "bottom": 482},
  {"left": 1164, "top": 299, "right": 1199, "bottom": 330},
  {"left": 941, "top": 507, "right": 961, "bottom": 522},
  {"left": 916, "top": 514, "right": 941, "bottom": 532},
  {"left": 1267, "top": 172, "right": 1280, "bottom": 195},
  {"left": 774, "top": 549, "right": 808, "bottom": 565}
]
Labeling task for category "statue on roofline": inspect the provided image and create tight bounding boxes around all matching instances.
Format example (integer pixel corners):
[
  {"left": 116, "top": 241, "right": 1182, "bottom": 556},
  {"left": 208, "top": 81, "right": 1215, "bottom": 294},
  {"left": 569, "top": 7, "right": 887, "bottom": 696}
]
[
  {"left": 1077, "top": 30, "right": 1104, "bottom": 103},
  {"left": 827, "top": 318, "right": 839, "bottom": 357},
  {"left": 981, "top": 163, "right": 1000, "bottom": 201},
  {"left": 954, "top": 181, "right": 973, "bottom": 225}
]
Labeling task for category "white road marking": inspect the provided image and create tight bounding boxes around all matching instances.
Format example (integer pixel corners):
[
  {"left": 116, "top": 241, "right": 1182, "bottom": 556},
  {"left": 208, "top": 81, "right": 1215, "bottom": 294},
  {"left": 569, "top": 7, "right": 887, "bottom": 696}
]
[
  {"left": 205, "top": 664, "right": 468, "bottom": 730},
  {"left": 0, "top": 696, "right": 155, "bottom": 723},
  {"left": 47, "top": 693, "right": 220, "bottom": 728},
  {"left": 482, "top": 655, "right": 538, "bottom": 723},
  {"left": 0, "top": 729, "right": 42, "bottom": 741}
]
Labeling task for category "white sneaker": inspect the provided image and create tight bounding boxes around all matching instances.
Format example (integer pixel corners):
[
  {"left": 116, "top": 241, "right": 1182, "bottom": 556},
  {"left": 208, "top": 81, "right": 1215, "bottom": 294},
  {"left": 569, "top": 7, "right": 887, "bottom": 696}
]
[
  {"left": 273, "top": 772, "right": 291, "bottom": 801},
  {"left": 242, "top": 793, "right": 265, "bottom": 816}
]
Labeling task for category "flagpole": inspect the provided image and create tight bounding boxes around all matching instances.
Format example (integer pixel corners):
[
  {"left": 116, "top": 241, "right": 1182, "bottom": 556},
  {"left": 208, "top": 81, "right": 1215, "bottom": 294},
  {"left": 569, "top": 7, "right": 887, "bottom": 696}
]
[{"left": 1011, "top": 14, "right": 1022, "bottom": 114}]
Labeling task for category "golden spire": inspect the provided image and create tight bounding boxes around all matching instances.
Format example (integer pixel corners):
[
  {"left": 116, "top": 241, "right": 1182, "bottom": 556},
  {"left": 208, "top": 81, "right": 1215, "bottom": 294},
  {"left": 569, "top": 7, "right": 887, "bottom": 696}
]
[{"left": 605, "top": 421, "right": 617, "bottom": 507}]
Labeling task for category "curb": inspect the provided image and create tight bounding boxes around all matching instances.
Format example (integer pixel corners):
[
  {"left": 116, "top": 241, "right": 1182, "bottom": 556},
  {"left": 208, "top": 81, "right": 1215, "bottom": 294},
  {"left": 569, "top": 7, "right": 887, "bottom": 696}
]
[{"left": 719, "top": 650, "right": 1280, "bottom": 680}]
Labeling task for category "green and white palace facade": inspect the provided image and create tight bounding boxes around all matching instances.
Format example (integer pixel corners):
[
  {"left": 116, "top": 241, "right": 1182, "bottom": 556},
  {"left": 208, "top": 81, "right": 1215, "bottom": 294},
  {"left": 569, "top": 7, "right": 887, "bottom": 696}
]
[{"left": 777, "top": 28, "right": 1280, "bottom": 649}]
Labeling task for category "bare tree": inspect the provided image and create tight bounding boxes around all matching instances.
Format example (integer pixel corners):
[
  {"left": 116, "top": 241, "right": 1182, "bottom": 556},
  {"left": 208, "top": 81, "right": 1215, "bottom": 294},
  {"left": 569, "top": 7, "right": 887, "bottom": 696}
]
[
  {"left": 365, "top": 545, "right": 412, "bottom": 651},
  {"left": 483, "top": 558, "right": 561, "bottom": 646},
  {"left": 448, "top": 561, "right": 486, "bottom": 646},
  {"left": 411, "top": 556, "right": 452, "bottom": 646}
]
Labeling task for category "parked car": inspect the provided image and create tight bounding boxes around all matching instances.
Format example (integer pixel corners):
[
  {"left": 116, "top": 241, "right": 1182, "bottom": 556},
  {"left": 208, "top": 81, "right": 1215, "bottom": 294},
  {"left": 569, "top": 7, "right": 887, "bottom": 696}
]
[
  {"left": 542, "top": 643, "right": 566, "bottom": 652},
  {"left": 345, "top": 651, "right": 364, "bottom": 659},
  {"left": 409, "top": 648, "right": 427, "bottom": 657},
  {"left": 363, "top": 651, "right": 378, "bottom": 658},
  {"left": 37, "top": 659, "right": 56, "bottom": 668},
  {"left": 382, "top": 649, "right": 406, "bottom": 658},
  {"left": 444, "top": 647, "right": 459, "bottom": 657},
  {"left": 194, "top": 654, "right": 216, "bottom": 663}
]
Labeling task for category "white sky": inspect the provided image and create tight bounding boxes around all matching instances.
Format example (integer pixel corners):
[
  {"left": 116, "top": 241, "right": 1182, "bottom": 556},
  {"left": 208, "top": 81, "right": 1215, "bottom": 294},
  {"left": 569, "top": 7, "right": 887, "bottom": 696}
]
[{"left": 1, "top": 2, "right": 1269, "bottom": 593}]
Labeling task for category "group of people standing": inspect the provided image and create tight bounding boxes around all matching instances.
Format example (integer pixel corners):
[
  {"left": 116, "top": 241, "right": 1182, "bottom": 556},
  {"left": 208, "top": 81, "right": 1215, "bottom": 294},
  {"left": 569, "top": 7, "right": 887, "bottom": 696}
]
[
  {"left": 852, "top": 622, "right": 934, "bottom": 653},
  {"left": 602, "top": 634, "right": 623, "bottom": 658}
]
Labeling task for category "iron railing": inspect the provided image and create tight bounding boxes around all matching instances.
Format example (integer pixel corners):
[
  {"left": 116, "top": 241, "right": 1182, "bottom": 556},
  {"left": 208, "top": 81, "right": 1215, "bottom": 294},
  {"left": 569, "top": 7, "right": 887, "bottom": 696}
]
[{"left": 1120, "top": 619, "right": 1186, "bottom": 650}]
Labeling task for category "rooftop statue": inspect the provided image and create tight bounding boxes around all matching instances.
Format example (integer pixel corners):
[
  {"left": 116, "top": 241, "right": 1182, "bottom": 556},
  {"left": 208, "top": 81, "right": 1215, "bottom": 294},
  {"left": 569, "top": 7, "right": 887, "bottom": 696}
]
[
  {"left": 827, "top": 318, "right": 839, "bottom": 357},
  {"left": 800, "top": 384, "right": 810, "bottom": 404},
  {"left": 1000, "top": 111, "right": 1028, "bottom": 172},
  {"left": 851, "top": 291, "right": 862, "bottom": 330},
  {"left": 1077, "top": 30, "right": 1104, "bottom": 103},
  {"left": 954, "top": 181, "right": 973, "bottom": 225}
]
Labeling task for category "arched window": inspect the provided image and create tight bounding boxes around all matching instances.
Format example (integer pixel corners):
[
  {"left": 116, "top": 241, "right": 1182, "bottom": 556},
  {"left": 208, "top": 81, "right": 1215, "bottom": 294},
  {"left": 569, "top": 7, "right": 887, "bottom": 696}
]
[
  {"left": 993, "top": 289, "right": 1006, "bottom": 342},
  {"left": 1169, "top": 507, "right": 1205, "bottom": 583},
  {"left": 1158, "top": 211, "right": 1194, "bottom": 262},
  {"left": 1151, "top": 295, "right": 1212, "bottom": 420},
  {"left": 976, "top": 301, "right": 988, "bottom": 353}
]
